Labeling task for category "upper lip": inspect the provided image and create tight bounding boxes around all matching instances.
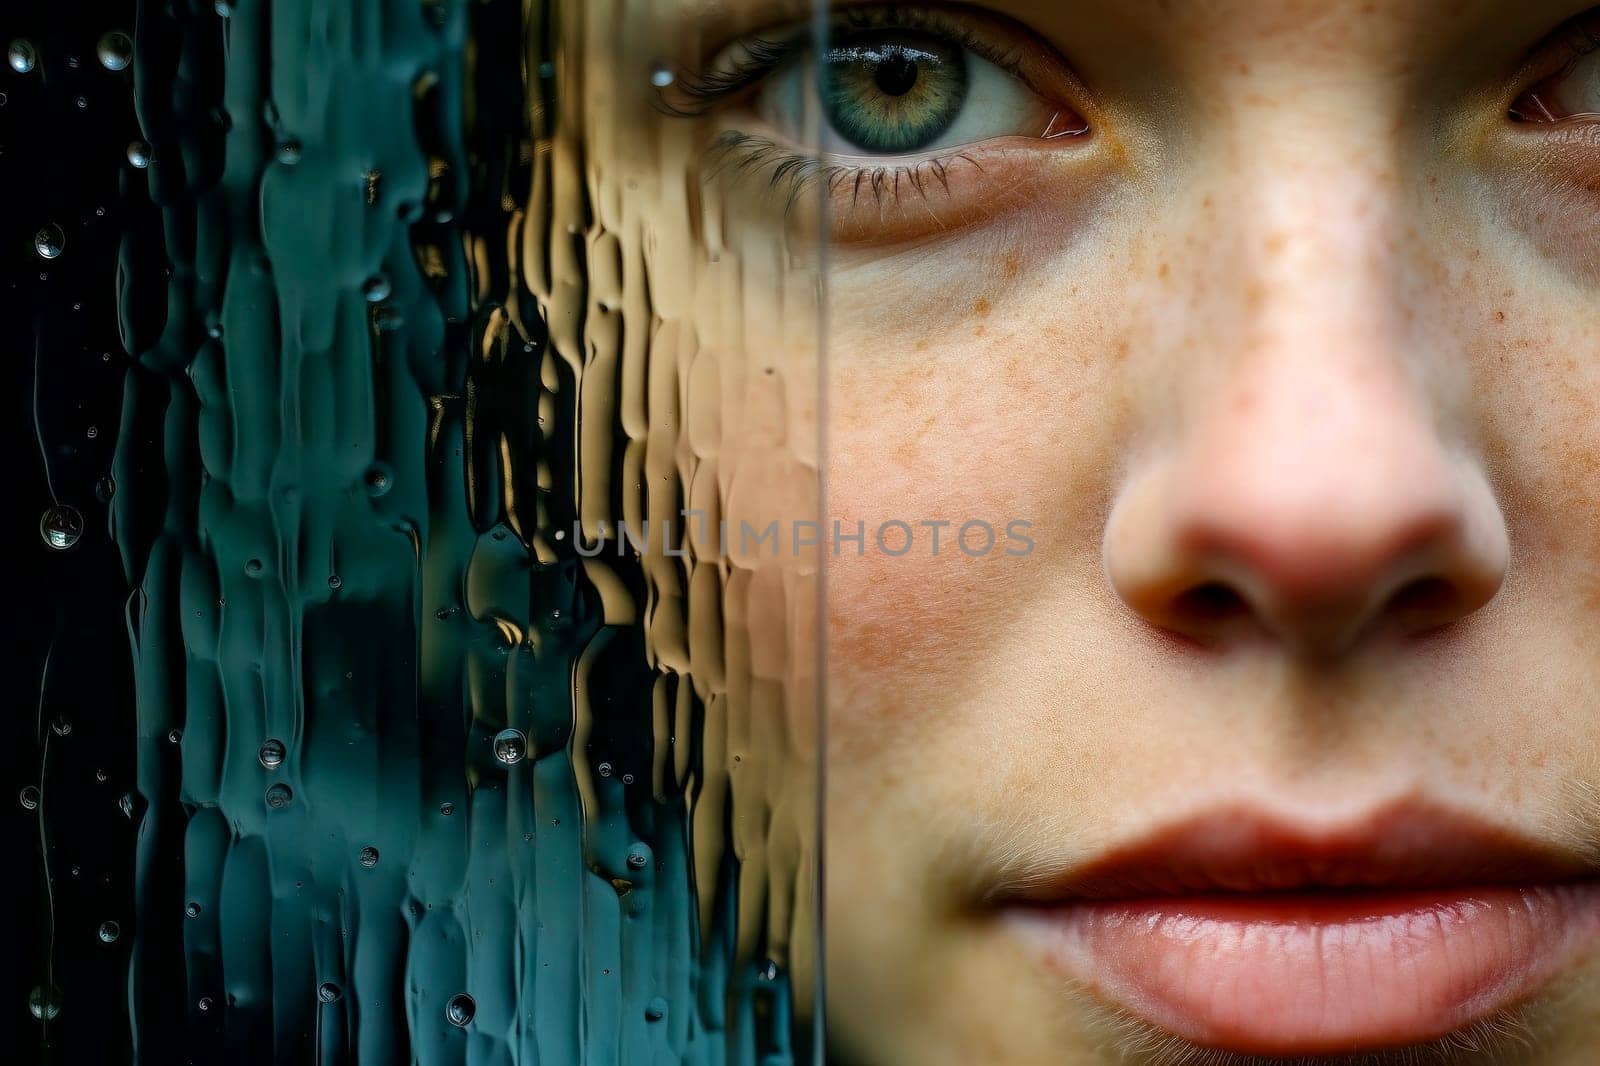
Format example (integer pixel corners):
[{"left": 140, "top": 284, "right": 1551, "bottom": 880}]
[{"left": 987, "top": 798, "right": 1600, "bottom": 905}]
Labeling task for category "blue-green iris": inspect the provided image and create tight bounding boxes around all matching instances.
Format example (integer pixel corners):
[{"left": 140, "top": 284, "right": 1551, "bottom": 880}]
[{"left": 821, "top": 32, "right": 971, "bottom": 154}]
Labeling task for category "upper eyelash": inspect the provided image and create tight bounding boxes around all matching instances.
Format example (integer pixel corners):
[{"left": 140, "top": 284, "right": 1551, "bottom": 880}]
[{"left": 663, "top": 35, "right": 800, "bottom": 117}]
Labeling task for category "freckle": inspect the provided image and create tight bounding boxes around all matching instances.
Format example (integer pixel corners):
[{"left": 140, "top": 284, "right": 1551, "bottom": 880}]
[
  {"left": 1237, "top": 63, "right": 1251, "bottom": 76},
  {"left": 914, "top": 338, "right": 929, "bottom": 352},
  {"left": 1494, "top": 310, "right": 1506, "bottom": 323},
  {"left": 1113, "top": 339, "right": 1130, "bottom": 362},
  {"left": 975, "top": 325, "right": 987, "bottom": 338},
  {"left": 974, "top": 298, "right": 991, "bottom": 317},
  {"left": 1158, "top": 262, "right": 1170, "bottom": 279},
  {"left": 1001, "top": 256, "right": 1020, "bottom": 279},
  {"left": 1265, "top": 233, "right": 1288, "bottom": 256}
]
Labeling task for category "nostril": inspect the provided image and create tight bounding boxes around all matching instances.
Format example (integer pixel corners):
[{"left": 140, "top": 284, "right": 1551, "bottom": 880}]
[
  {"left": 1172, "top": 582, "right": 1251, "bottom": 624},
  {"left": 1382, "top": 575, "right": 1463, "bottom": 633}
]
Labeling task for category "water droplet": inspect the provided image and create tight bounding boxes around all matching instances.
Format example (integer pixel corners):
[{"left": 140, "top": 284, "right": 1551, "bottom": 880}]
[
  {"left": 317, "top": 981, "right": 341, "bottom": 1003},
  {"left": 650, "top": 64, "right": 676, "bottom": 89},
  {"left": 258, "top": 738, "right": 285, "bottom": 770},
  {"left": 51, "top": 716, "right": 72, "bottom": 737},
  {"left": 362, "top": 275, "right": 391, "bottom": 302},
  {"left": 358, "top": 846, "right": 379, "bottom": 868},
  {"left": 597, "top": 762, "right": 613, "bottom": 778},
  {"left": 94, "top": 768, "right": 107, "bottom": 782},
  {"left": 40, "top": 504, "right": 83, "bottom": 550},
  {"left": 197, "top": 995, "right": 214, "bottom": 1012},
  {"left": 625, "top": 844, "right": 649, "bottom": 870},
  {"left": 758, "top": 959, "right": 780, "bottom": 982},
  {"left": 621, "top": 773, "right": 635, "bottom": 785},
  {"left": 167, "top": 728, "right": 182, "bottom": 744},
  {"left": 86, "top": 425, "right": 99, "bottom": 440},
  {"left": 276, "top": 140, "right": 302, "bottom": 165},
  {"left": 644, "top": 996, "right": 668, "bottom": 1022},
  {"left": 245, "top": 558, "right": 263, "bottom": 577},
  {"left": 8, "top": 40, "right": 37, "bottom": 75},
  {"left": 95, "top": 476, "right": 116, "bottom": 502},
  {"left": 492, "top": 728, "right": 527, "bottom": 766},
  {"left": 96, "top": 31, "right": 132, "bottom": 72},
  {"left": 265, "top": 783, "right": 293, "bottom": 810},
  {"left": 327, "top": 574, "right": 342, "bottom": 590},
  {"left": 126, "top": 140, "right": 151, "bottom": 168},
  {"left": 185, "top": 901, "right": 202, "bottom": 918},
  {"left": 28, "top": 985, "right": 61, "bottom": 1021},
  {"left": 439, "top": 801, "right": 454, "bottom": 816},
  {"left": 19, "top": 785, "right": 40, "bottom": 811},
  {"left": 97, "top": 920, "right": 120, "bottom": 943},
  {"left": 74, "top": 94, "right": 88, "bottom": 109},
  {"left": 204, "top": 312, "right": 223, "bottom": 339},
  {"left": 444, "top": 993, "right": 475, "bottom": 1027},
  {"left": 118, "top": 793, "right": 134, "bottom": 818},
  {"left": 34, "top": 224, "right": 65, "bottom": 260},
  {"left": 364, "top": 465, "right": 392, "bottom": 497},
  {"left": 215, "top": 0, "right": 235, "bottom": 15}
]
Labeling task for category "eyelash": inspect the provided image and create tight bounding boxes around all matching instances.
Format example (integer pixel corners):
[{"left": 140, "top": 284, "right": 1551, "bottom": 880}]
[
  {"left": 706, "top": 130, "right": 987, "bottom": 214},
  {"left": 662, "top": 6, "right": 1045, "bottom": 209}
]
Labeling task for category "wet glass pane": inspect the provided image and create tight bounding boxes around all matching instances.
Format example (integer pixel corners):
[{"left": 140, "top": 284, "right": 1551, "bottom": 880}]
[{"left": 8, "top": 1, "right": 822, "bottom": 1062}]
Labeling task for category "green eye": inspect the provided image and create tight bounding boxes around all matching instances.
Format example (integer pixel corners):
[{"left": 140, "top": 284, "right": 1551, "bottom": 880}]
[
  {"left": 822, "top": 32, "right": 971, "bottom": 154},
  {"left": 737, "top": 12, "right": 1084, "bottom": 171}
]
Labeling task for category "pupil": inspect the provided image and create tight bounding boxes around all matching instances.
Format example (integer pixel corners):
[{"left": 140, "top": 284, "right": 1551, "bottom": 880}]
[{"left": 874, "top": 51, "right": 919, "bottom": 98}]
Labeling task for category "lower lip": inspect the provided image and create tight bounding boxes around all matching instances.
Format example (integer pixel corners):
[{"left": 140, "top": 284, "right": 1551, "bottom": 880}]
[{"left": 1011, "top": 884, "right": 1600, "bottom": 1055}]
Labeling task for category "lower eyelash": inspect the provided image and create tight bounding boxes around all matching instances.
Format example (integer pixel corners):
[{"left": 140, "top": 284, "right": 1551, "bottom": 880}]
[{"left": 708, "top": 131, "right": 982, "bottom": 214}]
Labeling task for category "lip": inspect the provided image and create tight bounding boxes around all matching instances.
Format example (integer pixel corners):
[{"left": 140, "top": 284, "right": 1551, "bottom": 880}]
[{"left": 995, "top": 801, "right": 1600, "bottom": 1056}]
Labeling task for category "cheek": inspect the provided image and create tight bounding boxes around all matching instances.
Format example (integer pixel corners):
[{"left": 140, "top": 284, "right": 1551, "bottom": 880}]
[
  {"left": 822, "top": 290, "right": 1136, "bottom": 722},
  {"left": 1472, "top": 306, "right": 1600, "bottom": 608}
]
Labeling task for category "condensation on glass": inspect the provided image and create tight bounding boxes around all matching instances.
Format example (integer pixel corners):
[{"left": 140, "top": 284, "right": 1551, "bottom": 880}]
[{"left": 11, "top": 1, "right": 824, "bottom": 1062}]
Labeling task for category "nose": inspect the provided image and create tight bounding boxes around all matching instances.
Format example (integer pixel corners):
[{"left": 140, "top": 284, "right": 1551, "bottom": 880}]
[
  {"left": 1104, "top": 391, "right": 1509, "bottom": 656},
  {"left": 1104, "top": 183, "right": 1509, "bottom": 659}
]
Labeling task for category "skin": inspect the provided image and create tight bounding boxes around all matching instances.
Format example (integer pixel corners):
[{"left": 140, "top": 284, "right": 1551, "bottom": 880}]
[
  {"left": 814, "top": 1, "right": 1600, "bottom": 1063},
  {"left": 624, "top": 0, "right": 1600, "bottom": 1061}
]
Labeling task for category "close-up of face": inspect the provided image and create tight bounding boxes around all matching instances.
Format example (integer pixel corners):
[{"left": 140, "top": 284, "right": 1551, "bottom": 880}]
[
  {"left": 653, "top": 0, "right": 1600, "bottom": 1062},
  {"left": 13, "top": 1, "right": 1600, "bottom": 1063}
]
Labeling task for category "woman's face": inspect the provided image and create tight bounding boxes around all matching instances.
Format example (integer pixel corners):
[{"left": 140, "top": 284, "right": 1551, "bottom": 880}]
[{"left": 806, "top": 0, "right": 1600, "bottom": 1062}]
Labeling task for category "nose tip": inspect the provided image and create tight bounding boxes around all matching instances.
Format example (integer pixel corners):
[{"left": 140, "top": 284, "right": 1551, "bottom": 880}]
[{"left": 1106, "top": 452, "right": 1510, "bottom": 657}]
